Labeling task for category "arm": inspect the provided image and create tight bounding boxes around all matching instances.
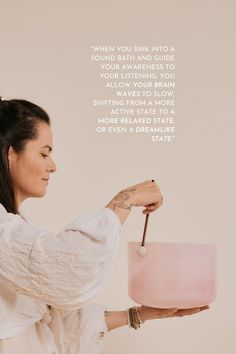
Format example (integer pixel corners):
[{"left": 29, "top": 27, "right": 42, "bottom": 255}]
[
  {"left": 104, "top": 310, "right": 128, "bottom": 331},
  {"left": 105, "top": 180, "right": 163, "bottom": 225},
  {"left": 106, "top": 180, "right": 163, "bottom": 224},
  {"left": 104, "top": 305, "right": 210, "bottom": 331},
  {"left": 0, "top": 205, "right": 121, "bottom": 309},
  {"left": 105, "top": 189, "right": 133, "bottom": 225},
  {"left": 0, "top": 180, "right": 162, "bottom": 309}
]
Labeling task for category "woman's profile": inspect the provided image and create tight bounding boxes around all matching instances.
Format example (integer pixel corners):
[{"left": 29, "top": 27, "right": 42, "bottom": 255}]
[{"left": 0, "top": 97, "right": 208, "bottom": 354}]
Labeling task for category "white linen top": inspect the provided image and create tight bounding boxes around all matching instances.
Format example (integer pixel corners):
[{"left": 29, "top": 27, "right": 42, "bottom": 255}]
[{"left": 0, "top": 203, "right": 122, "bottom": 354}]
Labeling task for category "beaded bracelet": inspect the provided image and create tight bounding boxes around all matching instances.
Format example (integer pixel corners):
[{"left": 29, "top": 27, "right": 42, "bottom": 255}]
[{"left": 127, "top": 306, "right": 145, "bottom": 330}]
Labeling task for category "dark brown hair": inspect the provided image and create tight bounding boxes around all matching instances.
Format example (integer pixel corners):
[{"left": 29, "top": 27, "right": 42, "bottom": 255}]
[{"left": 0, "top": 97, "right": 51, "bottom": 214}]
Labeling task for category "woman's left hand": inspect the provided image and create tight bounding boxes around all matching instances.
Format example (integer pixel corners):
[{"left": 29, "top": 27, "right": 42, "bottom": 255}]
[{"left": 139, "top": 305, "right": 209, "bottom": 321}]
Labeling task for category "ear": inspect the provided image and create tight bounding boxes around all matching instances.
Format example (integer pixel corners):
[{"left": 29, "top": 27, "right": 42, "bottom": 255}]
[{"left": 7, "top": 146, "right": 18, "bottom": 165}]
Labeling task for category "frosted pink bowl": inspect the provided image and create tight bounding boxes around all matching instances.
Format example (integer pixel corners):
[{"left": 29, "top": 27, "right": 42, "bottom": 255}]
[{"left": 128, "top": 242, "right": 217, "bottom": 309}]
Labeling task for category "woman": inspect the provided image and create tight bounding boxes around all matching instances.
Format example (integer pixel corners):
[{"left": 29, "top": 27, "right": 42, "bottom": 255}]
[{"left": 0, "top": 97, "right": 208, "bottom": 354}]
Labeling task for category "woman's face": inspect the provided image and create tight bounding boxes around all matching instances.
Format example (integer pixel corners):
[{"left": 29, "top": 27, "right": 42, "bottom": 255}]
[{"left": 8, "top": 121, "right": 57, "bottom": 206}]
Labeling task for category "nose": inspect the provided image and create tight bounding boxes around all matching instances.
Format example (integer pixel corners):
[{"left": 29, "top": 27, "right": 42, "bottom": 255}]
[{"left": 47, "top": 158, "right": 57, "bottom": 174}]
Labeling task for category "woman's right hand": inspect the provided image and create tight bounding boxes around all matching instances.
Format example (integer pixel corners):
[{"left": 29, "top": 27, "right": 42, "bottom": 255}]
[
  {"left": 126, "top": 179, "right": 163, "bottom": 214},
  {"left": 105, "top": 180, "right": 163, "bottom": 224}
]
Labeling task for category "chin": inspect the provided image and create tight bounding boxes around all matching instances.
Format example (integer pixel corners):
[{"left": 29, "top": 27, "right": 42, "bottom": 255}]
[{"left": 32, "top": 190, "right": 47, "bottom": 198}]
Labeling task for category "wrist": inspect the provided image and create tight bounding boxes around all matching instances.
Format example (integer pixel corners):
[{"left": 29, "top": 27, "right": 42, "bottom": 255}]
[
  {"left": 127, "top": 306, "right": 145, "bottom": 330},
  {"left": 105, "top": 190, "right": 135, "bottom": 225},
  {"left": 112, "top": 189, "right": 135, "bottom": 209},
  {"left": 138, "top": 306, "right": 150, "bottom": 322}
]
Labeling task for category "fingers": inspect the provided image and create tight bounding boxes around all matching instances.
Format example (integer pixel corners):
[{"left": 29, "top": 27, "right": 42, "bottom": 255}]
[
  {"left": 140, "top": 305, "right": 210, "bottom": 321},
  {"left": 160, "top": 308, "right": 178, "bottom": 317},
  {"left": 152, "top": 307, "right": 179, "bottom": 318},
  {"left": 131, "top": 179, "right": 163, "bottom": 211},
  {"left": 142, "top": 195, "right": 164, "bottom": 214},
  {"left": 142, "top": 204, "right": 156, "bottom": 214},
  {"left": 171, "top": 309, "right": 200, "bottom": 317},
  {"left": 200, "top": 305, "right": 210, "bottom": 311},
  {"left": 143, "top": 207, "right": 157, "bottom": 214},
  {"left": 169, "top": 305, "right": 210, "bottom": 317}
]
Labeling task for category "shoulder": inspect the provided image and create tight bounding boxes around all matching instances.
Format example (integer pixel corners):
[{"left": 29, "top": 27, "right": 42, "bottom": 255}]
[
  {"left": 0, "top": 203, "right": 6, "bottom": 211},
  {"left": 0, "top": 203, "right": 7, "bottom": 220},
  {"left": 0, "top": 203, "right": 28, "bottom": 223}
]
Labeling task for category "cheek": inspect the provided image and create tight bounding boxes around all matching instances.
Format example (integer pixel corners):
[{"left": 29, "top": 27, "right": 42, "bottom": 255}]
[
  {"left": 28, "top": 157, "right": 45, "bottom": 178},
  {"left": 15, "top": 156, "right": 45, "bottom": 183}
]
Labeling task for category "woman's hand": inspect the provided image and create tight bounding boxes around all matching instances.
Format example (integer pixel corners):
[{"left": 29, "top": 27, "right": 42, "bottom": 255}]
[
  {"left": 104, "top": 305, "right": 210, "bottom": 331},
  {"left": 105, "top": 180, "right": 163, "bottom": 224},
  {"left": 139, "top": 305, "right": 210, "bottom": 321},
  {"left": 125, "top": 179, "right": 163, "bottom": 214}
]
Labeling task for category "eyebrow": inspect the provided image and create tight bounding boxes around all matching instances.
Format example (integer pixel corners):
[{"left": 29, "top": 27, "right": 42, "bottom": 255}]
[{"left": 41, "top": 145, "right": 53, "bottom": 152}]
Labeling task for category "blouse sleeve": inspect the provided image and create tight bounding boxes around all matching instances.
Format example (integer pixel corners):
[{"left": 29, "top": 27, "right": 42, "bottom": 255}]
[{"left": 0, "top": 204, "right": 121, "bottom": 309}]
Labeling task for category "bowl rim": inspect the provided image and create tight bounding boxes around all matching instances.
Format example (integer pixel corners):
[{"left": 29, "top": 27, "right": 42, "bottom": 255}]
[{"left": 128, "top": 241, "right": 218, "bottom": 247}]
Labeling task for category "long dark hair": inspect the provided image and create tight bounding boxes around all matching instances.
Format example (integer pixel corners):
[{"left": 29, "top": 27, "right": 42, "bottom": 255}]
[{"left": 0, "top": 97, "right": 51, "bottom": 214}]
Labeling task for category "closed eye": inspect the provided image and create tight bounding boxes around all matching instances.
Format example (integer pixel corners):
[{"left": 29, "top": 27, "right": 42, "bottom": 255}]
[{"left": 41, "top": 153, "right": 48, "bottom": 159}]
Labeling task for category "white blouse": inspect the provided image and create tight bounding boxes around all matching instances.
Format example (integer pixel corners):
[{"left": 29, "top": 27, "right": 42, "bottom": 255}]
[{"left": 0, "top": 203, "right": 122, "bottom": 354}]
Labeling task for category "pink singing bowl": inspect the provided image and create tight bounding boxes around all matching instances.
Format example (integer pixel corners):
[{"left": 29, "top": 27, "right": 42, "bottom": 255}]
[{"left": 128, "top": 242, "right": 217, "bottom": 309}]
